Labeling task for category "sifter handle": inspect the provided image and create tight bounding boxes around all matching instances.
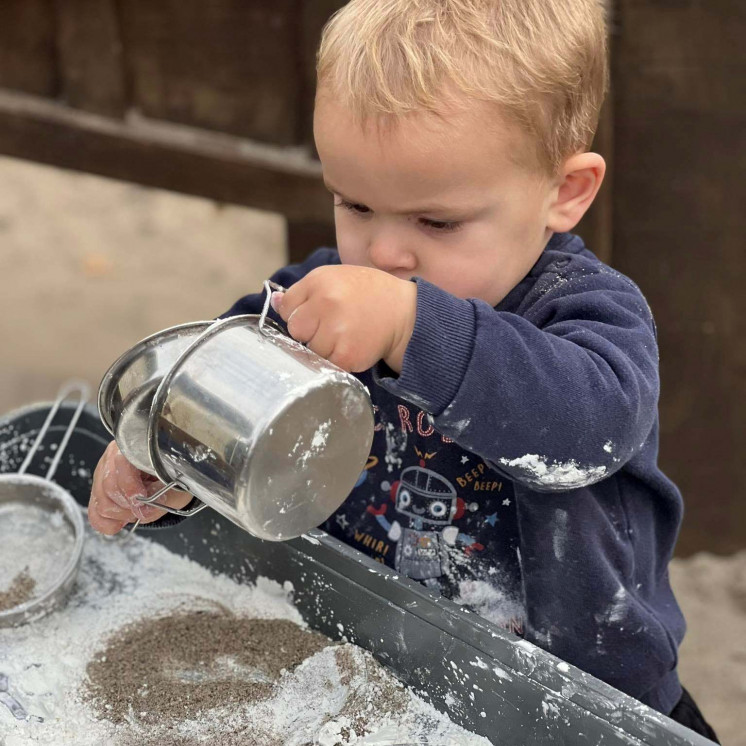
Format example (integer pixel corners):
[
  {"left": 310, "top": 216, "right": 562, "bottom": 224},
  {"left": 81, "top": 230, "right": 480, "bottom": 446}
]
[
  {"left": 259, "top": 280, "right": 287, "bottom": 336},
  {"left": 17, "top": 380, "right": 90, "bottom": 481},
  {"left": 108, "top": 480, "right": 208, "bottom": 543}
]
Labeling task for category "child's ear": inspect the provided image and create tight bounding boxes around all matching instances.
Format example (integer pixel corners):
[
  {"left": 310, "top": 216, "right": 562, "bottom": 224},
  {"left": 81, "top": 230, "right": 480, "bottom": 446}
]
[{"left": 546, "top": 152, "right": 606, "bottom": 233}]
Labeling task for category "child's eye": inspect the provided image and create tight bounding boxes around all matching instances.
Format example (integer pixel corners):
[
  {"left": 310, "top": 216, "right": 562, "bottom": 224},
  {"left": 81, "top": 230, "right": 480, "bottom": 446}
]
[
  {"left": 419, "top": 218, "right": 462, "bottom": 233},
  {"left": 334, "top": 197, "right": 461, "bottom": 233},
  {"left": 335, "top": 199, "right": 371, "bottom": 215}
]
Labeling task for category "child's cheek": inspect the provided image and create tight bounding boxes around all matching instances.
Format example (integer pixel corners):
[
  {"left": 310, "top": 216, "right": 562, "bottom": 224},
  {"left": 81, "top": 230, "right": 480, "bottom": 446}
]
[{"left": 335, "top": 224, "right": 368, "bottom": 268}]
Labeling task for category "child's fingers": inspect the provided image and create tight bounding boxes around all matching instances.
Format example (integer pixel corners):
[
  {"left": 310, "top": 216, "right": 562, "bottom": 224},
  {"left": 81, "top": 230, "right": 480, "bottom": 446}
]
[
  {"left": 100, "top": 447, "right": 127, "bottom": 507},
  {"left": 285, "top": 301, "right": 321, "bottom": 345},
  {"left": 111, "top": 449, "right": 153, "bottom": 520},
  {"left": 113, "top": 450, "right": 147, "bottom": 500},
  {"left": 270, "top": 291, "right": 284, "bottom": 313},
  {"left": 138, "top": 478, "right": 194, "bottom": 523},
  {"left": 88, "top": 484, "right": 134, "bottom": 528},
  {"left": 89, "top": 441, "right": 145, "bottom": 525},
  {"left": 102, "top": 445, "right": 160, "bottom": 522},
  {"left": 144, "top": 477, "right": 184, "bottom": 502},
  {"left": 88, "top": 443, "right": 195, "bottom": 533},
  {"left": 276, "top": 276, "right": 311, "bottom": 323},
  {"left": 134, "top": 505, "right": 168, "bottom": 524},
  {"left": 303, "top": 318, "right": 338, "bottom": 362},
  {"left": 88, "top": 503, "right": 127, "bottom": 536},
  {"left": 89, "top": 452, "right": 128, "bottom": 534}
]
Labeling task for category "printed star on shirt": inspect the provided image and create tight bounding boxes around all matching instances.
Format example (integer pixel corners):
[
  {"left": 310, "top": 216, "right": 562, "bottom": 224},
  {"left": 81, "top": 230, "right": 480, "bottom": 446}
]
[
  {"left": 461, "top": 456, "right": 469, "bottom": 464},
  {"left": 485, "top": 513, "right": 498, "bottom": 527},
  {"left": 502, "top": 498, "right": 511, "bottom": 507},
  {"left": 336, "top": 513, "right": 349, "bottom": 530}
]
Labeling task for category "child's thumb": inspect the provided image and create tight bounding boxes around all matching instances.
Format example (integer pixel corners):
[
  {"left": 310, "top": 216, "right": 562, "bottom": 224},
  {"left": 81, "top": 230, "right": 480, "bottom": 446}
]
[{"left": 270, "top": 291, "right": 284, "bottom": 313}]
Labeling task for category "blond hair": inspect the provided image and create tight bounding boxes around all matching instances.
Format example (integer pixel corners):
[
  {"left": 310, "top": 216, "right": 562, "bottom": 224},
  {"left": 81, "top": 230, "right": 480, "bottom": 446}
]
[{"left": 317, "top": 0, "right": 608, "bottom": 174}]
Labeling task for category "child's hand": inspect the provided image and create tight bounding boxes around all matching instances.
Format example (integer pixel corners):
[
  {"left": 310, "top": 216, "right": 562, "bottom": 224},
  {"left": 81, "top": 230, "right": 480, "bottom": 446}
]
[
  {"left": 88, "top": 441, "right": 193, "bottom": 535},
  {"left": 271, "top": 265, "right": 417, "bottom": 373}
]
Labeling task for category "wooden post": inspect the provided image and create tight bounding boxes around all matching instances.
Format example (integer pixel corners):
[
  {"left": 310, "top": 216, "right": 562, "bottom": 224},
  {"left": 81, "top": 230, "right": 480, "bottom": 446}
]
[
  {"left": 286, "top": 218, "right": 336, "bottom": 265},
  {"left": 0, "top": 0, "right": 57, "bottom": 96},
  {"left": 53, "top": 0, "right": 127, "bottom": 117},
  {"left": 612, "top": 0, "right": 746, "bottom": 555}
]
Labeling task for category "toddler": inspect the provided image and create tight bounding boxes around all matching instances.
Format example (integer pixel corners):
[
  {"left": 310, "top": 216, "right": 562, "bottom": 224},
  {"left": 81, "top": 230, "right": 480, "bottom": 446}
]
[{"left": 89, "top": 0, "right": 718, "bottom": 739}]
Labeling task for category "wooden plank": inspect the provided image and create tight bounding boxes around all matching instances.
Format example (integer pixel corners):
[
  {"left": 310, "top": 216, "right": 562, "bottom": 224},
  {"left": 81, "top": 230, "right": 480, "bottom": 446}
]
[
  {"left": 575, "top": 7, "right": 615, "bottom": 266},
  {"left": 117, "top": 0, "right": 300, "bottom": 145},
  {"left": 612, "top": 0, "right": 746, "bottom": 555},
  {"left": 575, "top": 94, "right": 614, "bottom": 265},
  {"left": 53, "top": 0, "right": 127, "bottom": 117},
  {"left": 0, "top": 0, "right": 58, "bottom": 96},
  {"left": 0, "top": 89, "right": 333, "bottom": 225}
]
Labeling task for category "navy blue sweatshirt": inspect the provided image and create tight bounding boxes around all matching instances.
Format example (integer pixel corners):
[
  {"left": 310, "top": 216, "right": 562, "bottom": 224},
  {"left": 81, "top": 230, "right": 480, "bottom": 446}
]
[{"left": 154, "top": 232, "right": 686, "bottom": 715}]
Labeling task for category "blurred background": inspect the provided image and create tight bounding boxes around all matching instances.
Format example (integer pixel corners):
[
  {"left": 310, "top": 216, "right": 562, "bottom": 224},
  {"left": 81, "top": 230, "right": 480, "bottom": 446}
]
[{"left": 0, "top": 1, "right": 743, "bottom": 741}]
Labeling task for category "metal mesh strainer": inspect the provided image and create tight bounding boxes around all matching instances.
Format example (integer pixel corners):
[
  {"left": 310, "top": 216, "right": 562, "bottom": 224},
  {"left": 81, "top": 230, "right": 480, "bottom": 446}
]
[{"left": 0, "top": 381, "right": 88, "bottom": 627}]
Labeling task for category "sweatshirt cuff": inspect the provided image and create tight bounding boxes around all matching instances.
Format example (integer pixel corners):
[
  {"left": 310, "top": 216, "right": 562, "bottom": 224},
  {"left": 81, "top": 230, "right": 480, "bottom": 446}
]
[{"left": 375, "top": 278, "right": 476, "bottom": 415}]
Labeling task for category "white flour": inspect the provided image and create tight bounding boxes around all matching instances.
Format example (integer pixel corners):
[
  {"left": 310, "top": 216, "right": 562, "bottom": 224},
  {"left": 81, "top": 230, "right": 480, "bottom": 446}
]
[
  {"left": 453, "top": 578, "right": 524, "bottom": 633},
  {"left": 0, "top": 527, "right": 490, "bottom": 746},
  {"left": 498, "top": 454, "right": 606, "bottom": 489},
  {"left": 0, "top": 503, "right": 75, "bottom": 601}
]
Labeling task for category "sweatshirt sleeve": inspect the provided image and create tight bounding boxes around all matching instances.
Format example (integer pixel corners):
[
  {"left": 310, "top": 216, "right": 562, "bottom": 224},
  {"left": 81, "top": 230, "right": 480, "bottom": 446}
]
[
  {"left": 141, "top": 247, "right": 340, "bottom": 530},
  {"left": 376, "top": 266, "right": 660, "bottom": 492}
]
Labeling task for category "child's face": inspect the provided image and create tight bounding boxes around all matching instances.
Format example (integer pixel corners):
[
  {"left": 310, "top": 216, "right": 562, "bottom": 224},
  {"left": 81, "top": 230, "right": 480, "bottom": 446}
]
[{"left": 314, "top": 94, "right": 559, "bottom": 307}]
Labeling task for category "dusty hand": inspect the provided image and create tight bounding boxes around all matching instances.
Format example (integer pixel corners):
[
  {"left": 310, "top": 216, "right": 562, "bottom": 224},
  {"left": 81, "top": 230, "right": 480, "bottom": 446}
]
[
  {"left": 272, "top": 265, "right": 417, "bottom": 373},
  {"left": 88, "top": 440, "right": 193, "bottom": 535}
]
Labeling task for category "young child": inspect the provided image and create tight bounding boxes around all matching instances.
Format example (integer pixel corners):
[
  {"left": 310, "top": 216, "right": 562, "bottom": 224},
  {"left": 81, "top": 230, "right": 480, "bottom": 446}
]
[{"left": 88, "top": 0, "right": 718, "bottom": 739}]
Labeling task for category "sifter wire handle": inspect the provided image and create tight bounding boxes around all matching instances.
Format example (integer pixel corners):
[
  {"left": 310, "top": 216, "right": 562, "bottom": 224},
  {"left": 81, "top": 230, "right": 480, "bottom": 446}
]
[{"left": 17, "top": 380, "right": 90, "bottom": 481}]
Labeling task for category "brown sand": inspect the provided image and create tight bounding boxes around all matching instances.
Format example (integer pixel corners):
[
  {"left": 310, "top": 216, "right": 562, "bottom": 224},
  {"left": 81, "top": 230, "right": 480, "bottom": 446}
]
[
  {"left": 0, "top": 568, "right": 36, "bottom": 612},
  {"left": 119, "top": 728, "right": 286, "bottom": 746},
  {"left": 333, "top": 646, "right": 408, "bottom": 741},
  {"left": 83, "top": 608, "right": 410, "bottom": 745},
  {"left": 119, "top": 726, "right": 286, "bottom": 746},
  {"left": 84, "top": 610, "right": 330, "bottom": 726},
  {"left": 670, "top": 551, "right": 746, "bottom": 746}
]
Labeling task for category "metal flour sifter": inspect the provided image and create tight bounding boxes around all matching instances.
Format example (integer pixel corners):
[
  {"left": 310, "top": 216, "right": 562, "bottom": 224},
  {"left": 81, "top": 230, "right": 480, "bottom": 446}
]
[
  {"left": 0, "top": 381, "right": 88, "bottom": 628},
  {"left": 98, "top": 281, "right": 375, "bottom": 541}
]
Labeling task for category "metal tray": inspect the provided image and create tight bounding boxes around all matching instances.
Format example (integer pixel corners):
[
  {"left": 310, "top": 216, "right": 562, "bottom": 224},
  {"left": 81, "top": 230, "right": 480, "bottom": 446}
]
[{"left": 0, "top": 402, "right": 712, "bottom": 745}]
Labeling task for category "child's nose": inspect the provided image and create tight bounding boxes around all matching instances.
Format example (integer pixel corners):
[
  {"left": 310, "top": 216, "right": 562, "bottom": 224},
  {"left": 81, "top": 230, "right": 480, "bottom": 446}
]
[{"left": 367, "top": 233, "right": 417, "bottom": 275}]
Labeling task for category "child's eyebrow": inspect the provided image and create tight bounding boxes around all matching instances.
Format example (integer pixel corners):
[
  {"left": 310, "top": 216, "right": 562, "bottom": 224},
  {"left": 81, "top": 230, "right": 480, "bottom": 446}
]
[
  {"left": 323, "top": 179, "right": 355, "bottom": 201},
  {"left": 324, "top": 179, "right": 480, "bottom": 217}
]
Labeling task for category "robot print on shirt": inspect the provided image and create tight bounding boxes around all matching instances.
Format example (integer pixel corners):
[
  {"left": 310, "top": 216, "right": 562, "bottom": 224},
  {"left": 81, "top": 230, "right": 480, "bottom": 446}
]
[{"left": 366, "top": 447, "right": 483, "bottom": 584}]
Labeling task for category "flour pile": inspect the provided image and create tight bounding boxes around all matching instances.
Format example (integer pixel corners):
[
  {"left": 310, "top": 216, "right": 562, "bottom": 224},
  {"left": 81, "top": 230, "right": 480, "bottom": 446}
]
[{"left": 0, "top": 527, "right": 490, "bottom": 745}]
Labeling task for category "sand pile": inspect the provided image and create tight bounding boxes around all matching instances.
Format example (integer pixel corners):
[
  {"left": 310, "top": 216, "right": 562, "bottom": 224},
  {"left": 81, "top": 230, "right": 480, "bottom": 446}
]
[
  {"left": 84, "top": 611, "right": 330, "bottom": 724},
  {"left": 670, "top": 551, "right": 746, "bottom": 746},
  {"left": 0, "top": 569, "right": 36, "bottom": 612}
]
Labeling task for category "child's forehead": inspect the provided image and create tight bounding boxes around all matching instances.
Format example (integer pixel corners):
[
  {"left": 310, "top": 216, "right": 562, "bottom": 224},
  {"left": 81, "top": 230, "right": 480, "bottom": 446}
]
[
  {"left": 315, "top": 90, "right": 513, "bottom": 145},
  {"left": 314, "top": 94, "right": 533, "bottom": 189}
]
